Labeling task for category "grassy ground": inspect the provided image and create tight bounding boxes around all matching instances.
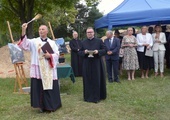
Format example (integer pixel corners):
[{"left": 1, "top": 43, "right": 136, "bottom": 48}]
[{"left": 0, "top": 54, "right": 170, "bottom": 120}]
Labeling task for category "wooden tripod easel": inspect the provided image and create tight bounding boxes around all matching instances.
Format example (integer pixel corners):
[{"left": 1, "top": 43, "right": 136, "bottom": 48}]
[
  {"left": 7, "top": 21, "right": 28, "bottom": 94},
  {"left": 13, "top": 63, "right": 28, "bottom": 93},
  {"left": 48, "top": 22, "right": 65, "bottom": 59}
]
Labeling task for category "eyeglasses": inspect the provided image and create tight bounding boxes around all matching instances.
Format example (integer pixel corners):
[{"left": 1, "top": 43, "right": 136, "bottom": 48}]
[{"left": 86, "top": 32, "right": 93, "bottom": 33}]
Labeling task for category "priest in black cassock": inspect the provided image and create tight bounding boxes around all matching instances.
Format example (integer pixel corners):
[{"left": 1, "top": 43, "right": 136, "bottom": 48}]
[
  {"left": 69, "top": 31, "right": 83, "bottom": 77},
  {"left": 78, "top": 27, "right": 107, "bottom": 103},
  {"left": 18, "top": 23, "right": 62, "bottom": 113}
]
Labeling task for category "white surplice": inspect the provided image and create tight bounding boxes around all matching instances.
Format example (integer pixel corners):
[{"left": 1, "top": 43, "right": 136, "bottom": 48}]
[{"left": 18, "top": 36, "right": 59, "bottom": 90}]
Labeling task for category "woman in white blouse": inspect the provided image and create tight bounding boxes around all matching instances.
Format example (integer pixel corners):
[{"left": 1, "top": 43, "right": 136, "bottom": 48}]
[
  {"left": 152, "top": 25, "right": 166, "bottom": 77},
  {"left": 137, "top": 26, "right": 153, "bottom": 79}
]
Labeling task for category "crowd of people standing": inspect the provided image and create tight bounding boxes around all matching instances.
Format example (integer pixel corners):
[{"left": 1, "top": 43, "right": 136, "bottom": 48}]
[
  {"left": 70, "top": 25, "right": 170, "bottom": 81},
  {"left": 70, "top": 25, "right": 170, "bottom": 104},
  {"left": 18, "top": 23, "right": 170, "bottom": 113}
]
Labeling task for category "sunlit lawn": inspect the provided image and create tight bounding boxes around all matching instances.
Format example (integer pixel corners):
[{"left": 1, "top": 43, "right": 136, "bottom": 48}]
[{"left": 0, "top": 54, "right": 170, "bottom": 120}]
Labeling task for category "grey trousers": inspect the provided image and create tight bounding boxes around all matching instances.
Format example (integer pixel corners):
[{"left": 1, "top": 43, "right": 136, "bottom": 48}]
[{"left": 153, "top": 50, "right": 165, "bottom": 73}]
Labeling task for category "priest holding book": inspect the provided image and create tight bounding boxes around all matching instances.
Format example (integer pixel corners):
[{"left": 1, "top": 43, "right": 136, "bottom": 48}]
[{"left": 18, "top": 23, "right": 62, "bottom": 113}]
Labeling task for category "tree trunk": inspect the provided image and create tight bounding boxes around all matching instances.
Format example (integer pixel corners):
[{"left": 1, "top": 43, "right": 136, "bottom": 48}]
[
  {"left": 27, "top": 23, "right": 33, "bottom": 38},
  {"left": 26, "top": 0, "right": 34, "bottom": 38},
  {"left": 7, "top": 0, "right": 35, "bottom": 38}
]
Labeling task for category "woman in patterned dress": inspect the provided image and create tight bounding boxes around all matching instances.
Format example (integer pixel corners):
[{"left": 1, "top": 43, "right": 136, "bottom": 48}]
[{"left": 121, "top": 27, "right": 139, "bottom": 80}]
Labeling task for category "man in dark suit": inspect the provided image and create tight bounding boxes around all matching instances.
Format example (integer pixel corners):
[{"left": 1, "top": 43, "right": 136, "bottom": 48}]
[{"left": 104, "top": 30, "right": 120, "bottom": 83}]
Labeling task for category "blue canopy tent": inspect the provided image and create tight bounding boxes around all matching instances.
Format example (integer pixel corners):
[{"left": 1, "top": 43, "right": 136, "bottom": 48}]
[
  {"left": 95, "top": 15, "right": 108, "bottom": 29},
  {"left": 95, "top": 0, "right": 170, "bottom": 29}
]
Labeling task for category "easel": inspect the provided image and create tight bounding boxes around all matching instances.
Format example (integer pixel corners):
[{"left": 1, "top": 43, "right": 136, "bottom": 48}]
[
  {"left": 7, "top": 21, "right": 28, "bottom": 94},
  {"left": 48, "top": 22, "right": 65, "bottom": 60}
]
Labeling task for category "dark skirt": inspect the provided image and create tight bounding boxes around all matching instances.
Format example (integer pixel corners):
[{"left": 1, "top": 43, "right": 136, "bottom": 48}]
[
  {"left": 31, "top": 78, "right": 62, "bottom": 111},
  {"left": 137, "top": 48, "right": 154, "bottom": 70},
  {"left": 119, "top": 57, "right": 123, "bottom": 64}
]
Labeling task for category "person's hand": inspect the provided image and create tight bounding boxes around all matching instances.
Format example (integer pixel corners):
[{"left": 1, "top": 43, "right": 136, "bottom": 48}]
[
  {"left": 147, "top": 46, "right": 151, "bottom": 50},
  {"left": 107, "top": 51, "right": 112, "bottom": 55},
  {"left": 156, "top": 40, "right": 161, "bottom": 43},
  {"left": 126, "top": 44, "right": 131, "bottom": 47},
  {"left": 43, "top": 50, "right": 51, "bottom": 59},
  {"left": 143, "top": 43, "right": 149, "bottom": 46},
  {"left": 22, "top": 23, "right": 27, "bottom": 29},
  {"left": 107, "top": 51, "right": 110, "bottom": 55},
  {"left": 21, "top": 23, "right": 28, "bottom": 36},
  {"left": 129, "top": 44, "right": 134, "bottom": 47},
  {"left": 94, "top": 50, "right": 98, "bottom": 54},
  {"left": 85, "top": 49, "right": 88, "bottom": 54}
]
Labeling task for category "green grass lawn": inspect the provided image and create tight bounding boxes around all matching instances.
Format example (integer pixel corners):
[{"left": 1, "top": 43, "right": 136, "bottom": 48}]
[{"left": 0, "top": 54, "right": 170, "bottom": 120}]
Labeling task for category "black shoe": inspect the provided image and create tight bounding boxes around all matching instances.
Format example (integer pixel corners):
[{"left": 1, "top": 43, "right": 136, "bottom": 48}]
[
  {"left": 46, "top": 110, "right": 55, "bottom": 113},
  {"left": 114, "top": 81, "right": 121, "bottom": 83},
  {"left": 39, "top": 109, "right": 45, "bottom": 113},
  {"left": 108, "top": 79, "right": 113, "bottom": 83},
  {"left": 94, "top": 101, "right": 100, "bottom": 103}
]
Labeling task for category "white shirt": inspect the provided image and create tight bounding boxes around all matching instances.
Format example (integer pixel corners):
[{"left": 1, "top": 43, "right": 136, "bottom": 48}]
[{"left": 136, "top": 33, "right": 153, "bottom": 52}]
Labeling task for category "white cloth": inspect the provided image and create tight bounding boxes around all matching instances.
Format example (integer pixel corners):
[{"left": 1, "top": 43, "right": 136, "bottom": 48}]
[
  {"left": 153, "top": 51, "right": 165, "bottom": 73},
  {"left": 18, "top": 36, "right": 59, "bottom": 90},
  {"left": 152, "top": 32, "right": 166, "bottom": 51},
  {"left": 136, "top": 33, "right": 153, "bottom": 52}
]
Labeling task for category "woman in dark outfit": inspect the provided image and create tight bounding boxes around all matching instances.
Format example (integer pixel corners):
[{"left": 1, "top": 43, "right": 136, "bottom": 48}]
[
  {"left": 136, "top": 26, "right": 154, "bottom": 78},
  {"left": 165, "top": 25, "right": 170, "bottom": 68}
]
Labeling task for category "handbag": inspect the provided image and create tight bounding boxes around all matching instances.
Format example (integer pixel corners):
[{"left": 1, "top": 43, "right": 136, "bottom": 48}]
[
  {"left": 145, "top": 48, "right": 153, "bottom": 57},
  {"left": 119, "top": 48, "right": 124, "bottom": 57}
]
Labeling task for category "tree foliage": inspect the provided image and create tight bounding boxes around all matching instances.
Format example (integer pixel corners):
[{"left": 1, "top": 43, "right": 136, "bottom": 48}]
[
  {"left": 0, "top": 0, "right": 101, "bottom": 46},
  {"left": 51, "top": 2, "right": 105, "bottom": 41},
  {"left": 69, "top": 2, "right": 105, "bottom": 39}
]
